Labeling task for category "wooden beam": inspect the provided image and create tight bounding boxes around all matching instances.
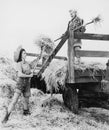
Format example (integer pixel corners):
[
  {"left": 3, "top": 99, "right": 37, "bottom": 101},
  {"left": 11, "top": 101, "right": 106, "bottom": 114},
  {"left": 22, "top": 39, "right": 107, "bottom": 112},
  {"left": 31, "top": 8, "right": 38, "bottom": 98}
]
[
  {"left": 37, "top": 33, "right": 69, "bottom": 77},
  {"left": 76, "top": 50, "right": 109, "bottom": 57},
  {"left": 74, "top": 32, "right": 109, "bottom": 41},
  {"left": 27, "top": 53, "right": 67, "bottom": 60}
]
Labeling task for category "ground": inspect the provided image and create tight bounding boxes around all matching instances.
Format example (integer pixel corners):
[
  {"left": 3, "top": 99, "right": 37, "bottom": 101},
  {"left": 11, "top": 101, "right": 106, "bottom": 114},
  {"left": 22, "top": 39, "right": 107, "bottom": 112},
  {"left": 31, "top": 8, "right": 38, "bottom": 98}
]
[{"left": 0, "top": 89, "right": 109, "bottom": 130}]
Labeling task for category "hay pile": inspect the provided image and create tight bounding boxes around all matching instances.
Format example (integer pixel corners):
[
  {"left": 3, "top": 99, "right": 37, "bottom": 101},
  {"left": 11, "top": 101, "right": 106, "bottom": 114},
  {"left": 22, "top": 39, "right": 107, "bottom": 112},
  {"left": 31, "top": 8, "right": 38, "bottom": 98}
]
[
  {"left": 0, "top": 56, "right": 17, "bottom": 99},
  {"left": 41, "top": 60, "right": 106, "bottom": 93},
  {"left": 0, "top": 56, "right": 17, "bottom": 80}
]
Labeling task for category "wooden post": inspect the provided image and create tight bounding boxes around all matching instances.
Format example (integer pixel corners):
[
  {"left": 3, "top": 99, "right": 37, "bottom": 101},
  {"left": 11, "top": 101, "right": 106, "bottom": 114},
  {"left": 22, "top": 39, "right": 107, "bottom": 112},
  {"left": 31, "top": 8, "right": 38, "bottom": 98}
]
[
  {"left": 67, "top": 30, "right": 75, "bottom": 83},
  {"left": 62, "top": 29, "right": 78, "bottom": 114}
]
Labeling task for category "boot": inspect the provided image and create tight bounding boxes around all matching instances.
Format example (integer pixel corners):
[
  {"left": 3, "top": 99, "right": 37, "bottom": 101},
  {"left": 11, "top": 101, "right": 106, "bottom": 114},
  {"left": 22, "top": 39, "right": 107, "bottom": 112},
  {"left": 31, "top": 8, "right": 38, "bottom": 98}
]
[
  {"left": 1, "top": 110, "right": 10, "bottom": 124},
  {"left": 23, "top": 109, "right": 31, "bottom": 116}
]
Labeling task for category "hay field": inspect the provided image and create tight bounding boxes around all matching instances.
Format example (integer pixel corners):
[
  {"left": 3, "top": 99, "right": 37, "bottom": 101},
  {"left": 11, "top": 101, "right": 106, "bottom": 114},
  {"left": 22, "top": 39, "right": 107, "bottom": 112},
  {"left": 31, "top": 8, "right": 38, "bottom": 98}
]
[
  {"left": 0, "top": 55, "right": 109, "bottom": 130},
  {"left": 1, "top": 92, "right": 109, "bottom": 130}
]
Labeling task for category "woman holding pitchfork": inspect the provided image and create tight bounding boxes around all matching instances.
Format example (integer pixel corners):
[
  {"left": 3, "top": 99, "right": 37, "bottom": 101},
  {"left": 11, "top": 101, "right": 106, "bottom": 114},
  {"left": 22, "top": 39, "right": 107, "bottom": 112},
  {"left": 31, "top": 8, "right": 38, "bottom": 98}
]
[{"left": 2, "top": 45, "right": 41, "bottom": 124}]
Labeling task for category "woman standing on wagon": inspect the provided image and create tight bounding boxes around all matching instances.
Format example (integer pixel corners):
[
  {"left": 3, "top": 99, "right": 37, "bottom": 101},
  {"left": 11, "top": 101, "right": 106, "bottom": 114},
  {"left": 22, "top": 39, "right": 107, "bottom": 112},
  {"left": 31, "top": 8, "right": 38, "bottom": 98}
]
[{"left": 2, "top": 46, "right": 33, "bottom": 124}]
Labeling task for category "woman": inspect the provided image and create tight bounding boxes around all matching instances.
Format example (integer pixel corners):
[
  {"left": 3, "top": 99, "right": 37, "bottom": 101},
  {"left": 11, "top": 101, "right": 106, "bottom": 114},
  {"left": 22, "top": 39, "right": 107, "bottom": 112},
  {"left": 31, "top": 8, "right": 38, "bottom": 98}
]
[
  {"left": 68, "top": 9, "right": 86, "bottom": 50},
  {"left": 2, "top": 46, "right": 33, "bottom": 124},
  {"left": 68, "top": 9, "right": 86, "bottom": 63}
]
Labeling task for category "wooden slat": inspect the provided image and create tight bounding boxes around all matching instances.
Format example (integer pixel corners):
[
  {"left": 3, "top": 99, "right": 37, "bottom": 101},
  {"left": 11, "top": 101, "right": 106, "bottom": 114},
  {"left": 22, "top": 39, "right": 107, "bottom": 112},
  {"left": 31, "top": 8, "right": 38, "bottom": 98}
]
[
  {"left": 27, "top": 53, "right": 67, "bottom": 60},
  {"left": 76, "top": 50, "right": 109, "bottom": 57},
  {"left": 37, "top": 33, "right": 69, "bottom": 77},
  {"left": 27, "top": 53, "right": 40, "bottom": 57},
  {"left": 74, "top": 32, "right": 109, "bottom": 41}
]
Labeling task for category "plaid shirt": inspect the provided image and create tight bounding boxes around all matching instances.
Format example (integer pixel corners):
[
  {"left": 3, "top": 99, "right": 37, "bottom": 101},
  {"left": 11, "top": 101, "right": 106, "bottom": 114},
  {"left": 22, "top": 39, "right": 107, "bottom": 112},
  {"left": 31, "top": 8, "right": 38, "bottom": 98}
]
[{"left": 68, "top": 16, "right": 84, "bottom": 31}]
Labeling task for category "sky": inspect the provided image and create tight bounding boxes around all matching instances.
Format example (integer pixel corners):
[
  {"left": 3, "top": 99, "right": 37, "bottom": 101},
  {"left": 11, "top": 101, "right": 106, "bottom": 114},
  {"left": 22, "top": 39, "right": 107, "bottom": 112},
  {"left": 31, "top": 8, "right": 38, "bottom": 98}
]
[{"left": 0, "top": 0, "right": 109, "bottom": 63}]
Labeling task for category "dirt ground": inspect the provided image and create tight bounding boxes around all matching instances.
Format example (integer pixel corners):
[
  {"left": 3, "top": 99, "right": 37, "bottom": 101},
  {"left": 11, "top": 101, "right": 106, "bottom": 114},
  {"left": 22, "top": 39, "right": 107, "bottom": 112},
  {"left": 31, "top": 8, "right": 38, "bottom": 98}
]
[{"left": 0, "top": 89, "right": 109, "bottom": 130}]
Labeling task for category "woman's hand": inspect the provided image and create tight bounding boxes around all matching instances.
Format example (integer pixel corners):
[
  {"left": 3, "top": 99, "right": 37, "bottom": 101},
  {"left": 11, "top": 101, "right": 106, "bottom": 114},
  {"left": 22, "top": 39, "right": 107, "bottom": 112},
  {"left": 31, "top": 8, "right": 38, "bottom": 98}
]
[
  {"left": 26, "top": 70, "right": 34, "bottom": 77},
  {"left": 29, "top": 73, "right": 33, "bottom": 77},
  {"left": 31, "top": 69, "right": 34, "bottom": 73}
]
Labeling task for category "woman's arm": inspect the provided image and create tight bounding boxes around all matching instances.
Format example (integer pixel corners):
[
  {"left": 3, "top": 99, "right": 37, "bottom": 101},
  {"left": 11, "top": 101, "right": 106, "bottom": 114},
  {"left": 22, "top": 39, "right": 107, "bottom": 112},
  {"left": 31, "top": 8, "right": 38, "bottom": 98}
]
[{"left": 16, "top": 62, "right": 33, "bottom": 78}]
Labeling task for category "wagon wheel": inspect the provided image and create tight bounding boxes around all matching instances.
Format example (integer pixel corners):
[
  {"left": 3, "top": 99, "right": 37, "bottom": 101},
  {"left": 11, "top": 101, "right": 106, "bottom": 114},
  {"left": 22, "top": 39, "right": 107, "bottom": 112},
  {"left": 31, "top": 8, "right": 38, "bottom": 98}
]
[{"left": 62, "top": 85, "right": 78, "bottom": 114}]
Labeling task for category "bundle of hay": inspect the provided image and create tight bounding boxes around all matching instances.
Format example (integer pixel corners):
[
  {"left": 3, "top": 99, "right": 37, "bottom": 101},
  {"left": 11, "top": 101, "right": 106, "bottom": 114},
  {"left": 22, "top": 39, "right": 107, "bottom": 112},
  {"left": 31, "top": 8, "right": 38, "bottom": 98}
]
[
  {"left": 41, "top": 60, "right": 106, "bottom": 93},
  {"left": 34, "top": 34, "right": 55, "bottom": 58},
  {"left": 42, "top": 60, "right": 68, "bottom": 93}
]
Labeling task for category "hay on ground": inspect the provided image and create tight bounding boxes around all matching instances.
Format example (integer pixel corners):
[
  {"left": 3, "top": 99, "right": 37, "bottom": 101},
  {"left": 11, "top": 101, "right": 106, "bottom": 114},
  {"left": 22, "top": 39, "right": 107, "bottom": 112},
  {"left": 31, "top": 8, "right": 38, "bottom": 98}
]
[{"left": 41, "top": 96, "right": 63, "bottom": 108}]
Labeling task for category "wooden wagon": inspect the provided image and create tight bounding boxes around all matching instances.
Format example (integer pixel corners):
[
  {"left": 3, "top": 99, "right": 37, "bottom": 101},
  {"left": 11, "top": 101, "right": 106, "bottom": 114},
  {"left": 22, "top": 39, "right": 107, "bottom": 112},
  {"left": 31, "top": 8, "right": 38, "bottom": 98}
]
[{"left": 27, "top": 30, "right": 109, "bottom": 114}]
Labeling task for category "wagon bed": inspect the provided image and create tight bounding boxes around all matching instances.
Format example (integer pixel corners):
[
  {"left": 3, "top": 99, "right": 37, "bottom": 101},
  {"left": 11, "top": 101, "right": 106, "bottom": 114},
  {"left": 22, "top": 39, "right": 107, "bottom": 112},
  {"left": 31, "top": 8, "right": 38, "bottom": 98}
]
[{"left": 28, "top": 31, "right": 109, "bottom": 113}]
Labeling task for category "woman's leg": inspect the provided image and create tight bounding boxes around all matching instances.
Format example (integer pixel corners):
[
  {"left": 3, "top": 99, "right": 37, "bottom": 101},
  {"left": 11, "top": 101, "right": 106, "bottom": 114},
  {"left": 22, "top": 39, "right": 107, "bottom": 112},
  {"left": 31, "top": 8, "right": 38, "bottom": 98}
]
[
  {"left": 23, "top": 97, "right": 29, "bottom": 110},
  {"left": 23, "top": 80, "right": 31, "bottom": 115},
  {"left": 8, "top": 92, "right": 21, "bottom": 113},
  {"left": 2, "top": 91, "right": 21, "bottom": 123},
  {"left": 23, "top": 96, "right": 31, "bottom": 115}
]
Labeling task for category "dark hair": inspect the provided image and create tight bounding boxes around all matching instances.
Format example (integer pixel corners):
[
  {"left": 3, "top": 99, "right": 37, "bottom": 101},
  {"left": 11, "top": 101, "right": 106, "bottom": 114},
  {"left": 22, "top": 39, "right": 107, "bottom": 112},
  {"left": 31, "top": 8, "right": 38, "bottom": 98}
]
[{"left": 17, "top": 49, "right": 26, "bottom": 62}]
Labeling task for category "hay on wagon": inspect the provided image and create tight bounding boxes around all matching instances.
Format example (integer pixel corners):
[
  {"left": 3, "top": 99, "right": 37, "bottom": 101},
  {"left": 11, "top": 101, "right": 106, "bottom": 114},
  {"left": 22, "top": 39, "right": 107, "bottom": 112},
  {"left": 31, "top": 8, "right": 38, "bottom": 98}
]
[{"left": 40, "top": 60, "right": 106, "bottom": 93}]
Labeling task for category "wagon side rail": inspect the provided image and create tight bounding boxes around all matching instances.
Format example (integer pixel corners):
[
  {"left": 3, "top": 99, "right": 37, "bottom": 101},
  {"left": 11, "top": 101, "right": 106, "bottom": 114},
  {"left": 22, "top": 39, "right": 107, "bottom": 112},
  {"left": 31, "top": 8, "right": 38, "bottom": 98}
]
[{"left": 74, "top": 32, "right": 109, "bottom": 58}]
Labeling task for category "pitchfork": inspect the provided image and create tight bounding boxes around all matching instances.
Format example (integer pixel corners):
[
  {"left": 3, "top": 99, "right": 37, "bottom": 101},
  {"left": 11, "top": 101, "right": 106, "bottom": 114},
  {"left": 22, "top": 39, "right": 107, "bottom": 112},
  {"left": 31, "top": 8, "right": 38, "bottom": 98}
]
[{"left": 54, "top": 15, "right": 101, "bottom": 42}]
